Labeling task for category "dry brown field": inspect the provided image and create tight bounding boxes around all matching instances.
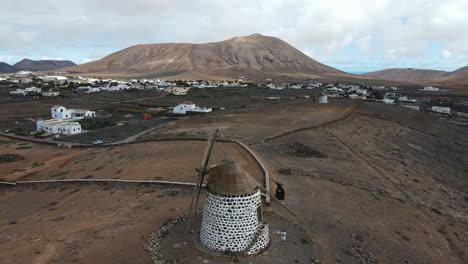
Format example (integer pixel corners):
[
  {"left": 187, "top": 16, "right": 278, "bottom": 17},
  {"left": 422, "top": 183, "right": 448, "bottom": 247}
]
[{"left": 1, "top": 98, "right": 467, "bottom": 264}]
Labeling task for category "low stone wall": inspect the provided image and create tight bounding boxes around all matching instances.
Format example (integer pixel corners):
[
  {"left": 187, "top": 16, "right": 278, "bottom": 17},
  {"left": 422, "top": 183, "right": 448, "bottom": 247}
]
[
  {"left": 0, "top": 179, "right": 204, "bottom": 190},
  {"left": 247, "top": 223, "right": 270, "bottom": 255},
  {"left": 144, "top": 213, "right": 189, "bottom": 264}
]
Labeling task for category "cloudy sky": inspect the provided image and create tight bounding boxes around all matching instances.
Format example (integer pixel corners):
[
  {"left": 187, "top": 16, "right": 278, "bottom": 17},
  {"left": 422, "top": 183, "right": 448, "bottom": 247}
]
[{"left": 0, "top": 0, "right": 467, "bottom": 73}]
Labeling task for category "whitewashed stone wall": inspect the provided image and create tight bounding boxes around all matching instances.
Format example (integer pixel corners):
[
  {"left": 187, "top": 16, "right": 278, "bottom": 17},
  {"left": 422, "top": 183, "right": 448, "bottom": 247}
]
[
  {"left": 200, "top": 189, "right": 269, "bottom": 254},
  {"left": 247, "top": 223, "right": 270, "bottom": 255}
]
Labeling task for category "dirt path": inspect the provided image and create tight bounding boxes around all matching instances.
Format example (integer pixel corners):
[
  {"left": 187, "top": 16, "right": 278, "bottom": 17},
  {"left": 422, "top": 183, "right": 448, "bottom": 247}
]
[
  {"left": 110, "top": 95, "right": 164, "bottom": 104},
  {"left": 264, "top": 101, "right": 362, "bottom": 142}
]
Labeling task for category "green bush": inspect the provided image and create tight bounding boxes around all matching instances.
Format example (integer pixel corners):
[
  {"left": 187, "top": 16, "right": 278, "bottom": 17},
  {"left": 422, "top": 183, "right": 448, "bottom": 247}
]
[{"left": 79, "top": 119, "right": 117, "bottom": 130}]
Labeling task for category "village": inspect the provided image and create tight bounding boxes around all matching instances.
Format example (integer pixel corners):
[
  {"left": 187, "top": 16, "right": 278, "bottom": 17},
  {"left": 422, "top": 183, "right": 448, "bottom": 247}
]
[{"left": 1, "top": 71, "right": 467, "bottom": 144}]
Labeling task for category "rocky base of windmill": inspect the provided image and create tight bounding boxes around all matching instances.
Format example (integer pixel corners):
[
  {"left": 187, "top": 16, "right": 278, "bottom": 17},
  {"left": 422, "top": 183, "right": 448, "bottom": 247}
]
[
  {"left": 144, "top": 213, "right": 189, "bottom": 264},
  {"left": 145, "top": 211, "right": 317, "bottom": 264}
]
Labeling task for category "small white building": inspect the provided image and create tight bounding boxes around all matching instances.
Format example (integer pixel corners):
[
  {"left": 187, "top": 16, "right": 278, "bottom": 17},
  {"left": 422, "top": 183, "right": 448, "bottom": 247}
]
[
  {"left": 10, "top": 87, "right": 42, "bottom": 95},
  {"left": 36, "top": 120, "right": 82, "bottom": 135},
  {"left": 289, "top": 84, "right": 302, "bottom": 89},
  {"left": 422, "top": 86, "right": 439, "bottom": 91},
  {"left": 431, "top": 106, "right": 450, "bottom": 114},
  {"left": 42, "top": 91, "right": 59, "bottom": 97},
  {"left": 51, "top": 106, "right": 95, "bottom": 120},
  {"left": 327, "top": 87, "right": 343, "bottom": 92},
  {"left": 383, "top": 99, "right": 396, "bottom": 104},
  {"left": 173, "top": 101, "right": 212, "bottom": 114},
  {"left": 402, "top": 105, "right": 420, "bottom": 111},
  {"left": 43, "top": 75, "right": 67, "bottom": 81},
  {"left": 165, "top": 86, "right": 189, "bottom": 95},
  {"left": 318, "top": 94, "right": 328, "bottom": 103}
]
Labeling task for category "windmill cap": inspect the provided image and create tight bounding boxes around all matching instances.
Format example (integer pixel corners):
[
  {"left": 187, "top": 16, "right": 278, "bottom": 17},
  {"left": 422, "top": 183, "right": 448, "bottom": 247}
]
[{"left": 207, "top": 160, "right": 258, "bottom": 196}]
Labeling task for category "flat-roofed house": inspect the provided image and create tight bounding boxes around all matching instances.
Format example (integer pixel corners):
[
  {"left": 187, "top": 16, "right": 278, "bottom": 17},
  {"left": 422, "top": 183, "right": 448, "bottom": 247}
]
[{"left": 36, "top": 120, "right": 82, "bottom": 135}]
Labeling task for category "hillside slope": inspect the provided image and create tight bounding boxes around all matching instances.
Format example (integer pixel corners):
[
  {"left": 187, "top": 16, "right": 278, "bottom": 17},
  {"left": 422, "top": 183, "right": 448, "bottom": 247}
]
[
  {"left": 432, "top": 66, "right": 468, "bottom": 85},
  {"left": 0, "top": 62, "right": 17, "bottom": 73}
]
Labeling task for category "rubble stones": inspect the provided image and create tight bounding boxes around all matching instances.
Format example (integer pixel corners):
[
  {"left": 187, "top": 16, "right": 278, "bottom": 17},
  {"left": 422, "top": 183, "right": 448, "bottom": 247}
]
[
  {"left": 0, "top": 154, "right": 25, "bottom": 164},
  {"left": 344, "top": 232, "right": 379, "bottom": 264},
  {"left": 277, "top": 168, "right": 292, "bottom": 175},
  {"left": 144, "top": 213, "right": 189, "bottom": 264},
  {"left": 285, "top": 142, "right": 328, "bottom": 158}
]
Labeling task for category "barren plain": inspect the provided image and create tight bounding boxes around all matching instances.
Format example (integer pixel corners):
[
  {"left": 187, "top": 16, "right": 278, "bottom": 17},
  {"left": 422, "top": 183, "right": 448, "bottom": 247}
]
[{"left": 1, "top": 97, "right": 467, "bottom": 264}]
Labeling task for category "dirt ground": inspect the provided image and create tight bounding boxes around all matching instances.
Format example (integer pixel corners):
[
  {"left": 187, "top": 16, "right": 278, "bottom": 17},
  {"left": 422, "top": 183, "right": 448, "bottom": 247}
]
[
  {"left": 0, "top": 184, "right": 191, "bottom": 264},
  {"left": 143, "top": 99, "right": 356, "bottom": 143},
  {"left": 1, "top": 98, "right": 467, "bottom": 264},
  {"left": 0, "top": 139, "right": 263, "bottom": 185},
  {"left": 253, "top": 102, "right": 468, "bottom": 264}
]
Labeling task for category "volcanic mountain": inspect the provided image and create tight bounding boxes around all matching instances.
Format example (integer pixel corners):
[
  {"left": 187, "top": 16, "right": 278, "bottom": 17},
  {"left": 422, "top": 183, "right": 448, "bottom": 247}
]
[
  {"left": 62, "top": 34, "right": 348, "bottom": 80},
  {"left": 0, "top": 62, "right": 17, "bottom": 73},
  {"left": 14, "top": 59, "right": 76, "bottom": 72},
  {"left": 362, "top": 68, "right": 448, "bottom": 82}
]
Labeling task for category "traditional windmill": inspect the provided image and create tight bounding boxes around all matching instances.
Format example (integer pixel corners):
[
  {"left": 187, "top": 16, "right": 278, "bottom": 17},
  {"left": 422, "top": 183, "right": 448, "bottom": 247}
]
[{"left": 187, "top": 125, "right": 270, "bottom": 255}]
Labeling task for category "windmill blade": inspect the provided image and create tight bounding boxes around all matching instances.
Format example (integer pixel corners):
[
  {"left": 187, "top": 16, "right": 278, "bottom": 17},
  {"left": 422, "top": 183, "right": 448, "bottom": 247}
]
[{"left": 186, "top": 122, "right": 219, "bottom": 231}]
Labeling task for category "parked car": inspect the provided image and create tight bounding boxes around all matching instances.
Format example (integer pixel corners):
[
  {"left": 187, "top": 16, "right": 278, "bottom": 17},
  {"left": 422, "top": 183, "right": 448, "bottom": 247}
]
[{"left": 92, "top": 140, "right": 104, "bottom": 145}]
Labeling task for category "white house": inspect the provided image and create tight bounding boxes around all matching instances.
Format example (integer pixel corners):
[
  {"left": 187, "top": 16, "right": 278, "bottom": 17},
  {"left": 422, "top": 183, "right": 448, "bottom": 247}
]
[
  {"left": 36, "top": 120, "right": 82, "bottom": 135},
  {"left": 431, "top": 106, "right": 450, "bottom": 114},
  {"left": 422, "top": 86, "right": 439, "bottom": 91},
  {"left": 402, "top": 105, "right": 420, "bottom": 111},
  {"left": 327, "top": 87, "right": 343, "bottom": 92},
  {"left": 165, "top": 86, "right": 189, "bottom": 95},
  {"left": 43, "top": 75, "right": 67, "bottom": 81},
  {"left": 289, "top": 84, "right": 302, "bottom": 89},
  {"left": 173, "top": 101, "right": 212, "bottom": 114},
  {"left": 10, "top": 87, "right": 42, "bottom": 95},
  {"left": 76, "top": 86, "right": 101, "bottom": 93},
  {"left": 42, "top": 91, "right": 59, "bottom": 97},
  {"left": 51, "top": 106, "right": 95, "bottom": 120}
]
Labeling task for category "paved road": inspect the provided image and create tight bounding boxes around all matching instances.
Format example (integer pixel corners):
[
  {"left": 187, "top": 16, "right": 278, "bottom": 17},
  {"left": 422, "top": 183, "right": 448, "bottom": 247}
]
[{"left": 0, "top": 119, "right": 174, "bottom": 147}]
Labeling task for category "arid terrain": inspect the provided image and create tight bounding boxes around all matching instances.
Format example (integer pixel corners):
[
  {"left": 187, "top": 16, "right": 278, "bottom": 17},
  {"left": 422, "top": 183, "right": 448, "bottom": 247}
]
[{"left": 1, "top": 98, "right": 467, "bottom": 264}]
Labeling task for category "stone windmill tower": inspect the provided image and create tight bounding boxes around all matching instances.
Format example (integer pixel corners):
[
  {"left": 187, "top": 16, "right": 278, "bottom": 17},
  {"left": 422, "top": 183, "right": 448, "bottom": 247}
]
[
  {"left": 200, "top": 160, "right": 270, "bottom": 255},
  {"left": 187, "top": 126, "right": 270, "bottom": 256}
]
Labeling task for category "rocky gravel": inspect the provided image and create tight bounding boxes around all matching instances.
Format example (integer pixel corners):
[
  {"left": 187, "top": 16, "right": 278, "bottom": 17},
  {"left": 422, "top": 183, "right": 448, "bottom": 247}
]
[
  {"left": 144, "top": 213, "right": 189, "bottom": 264},
  {"left": 285, "top": 142, "right": 328, "bottom": 158},
  {"left": 0, "top": 154, "right": 24, "bottom": 164}
]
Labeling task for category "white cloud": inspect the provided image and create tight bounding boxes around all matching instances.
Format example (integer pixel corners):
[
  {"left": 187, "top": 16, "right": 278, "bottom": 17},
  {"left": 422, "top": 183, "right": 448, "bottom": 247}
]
[
  {"left": 0, "top": 0, "right": 467, "bottom": 71},
  {"left": 441, "top": 49, "right": 452, "bottom": 59}
]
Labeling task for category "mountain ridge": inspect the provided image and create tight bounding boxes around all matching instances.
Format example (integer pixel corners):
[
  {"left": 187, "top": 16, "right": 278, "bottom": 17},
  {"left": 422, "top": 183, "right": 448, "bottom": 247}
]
[
  {"left": 362, "top": 68, "right": 448, "bottom": 82},
  {"left": 13, "top": 59, "right": 76, "bottom": 72},
  {"left": 362, "top": 66, "right": 468, "bottom": 85},
  {"left": 0, "top": 59, "right": 77, "bottom": 73}
]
